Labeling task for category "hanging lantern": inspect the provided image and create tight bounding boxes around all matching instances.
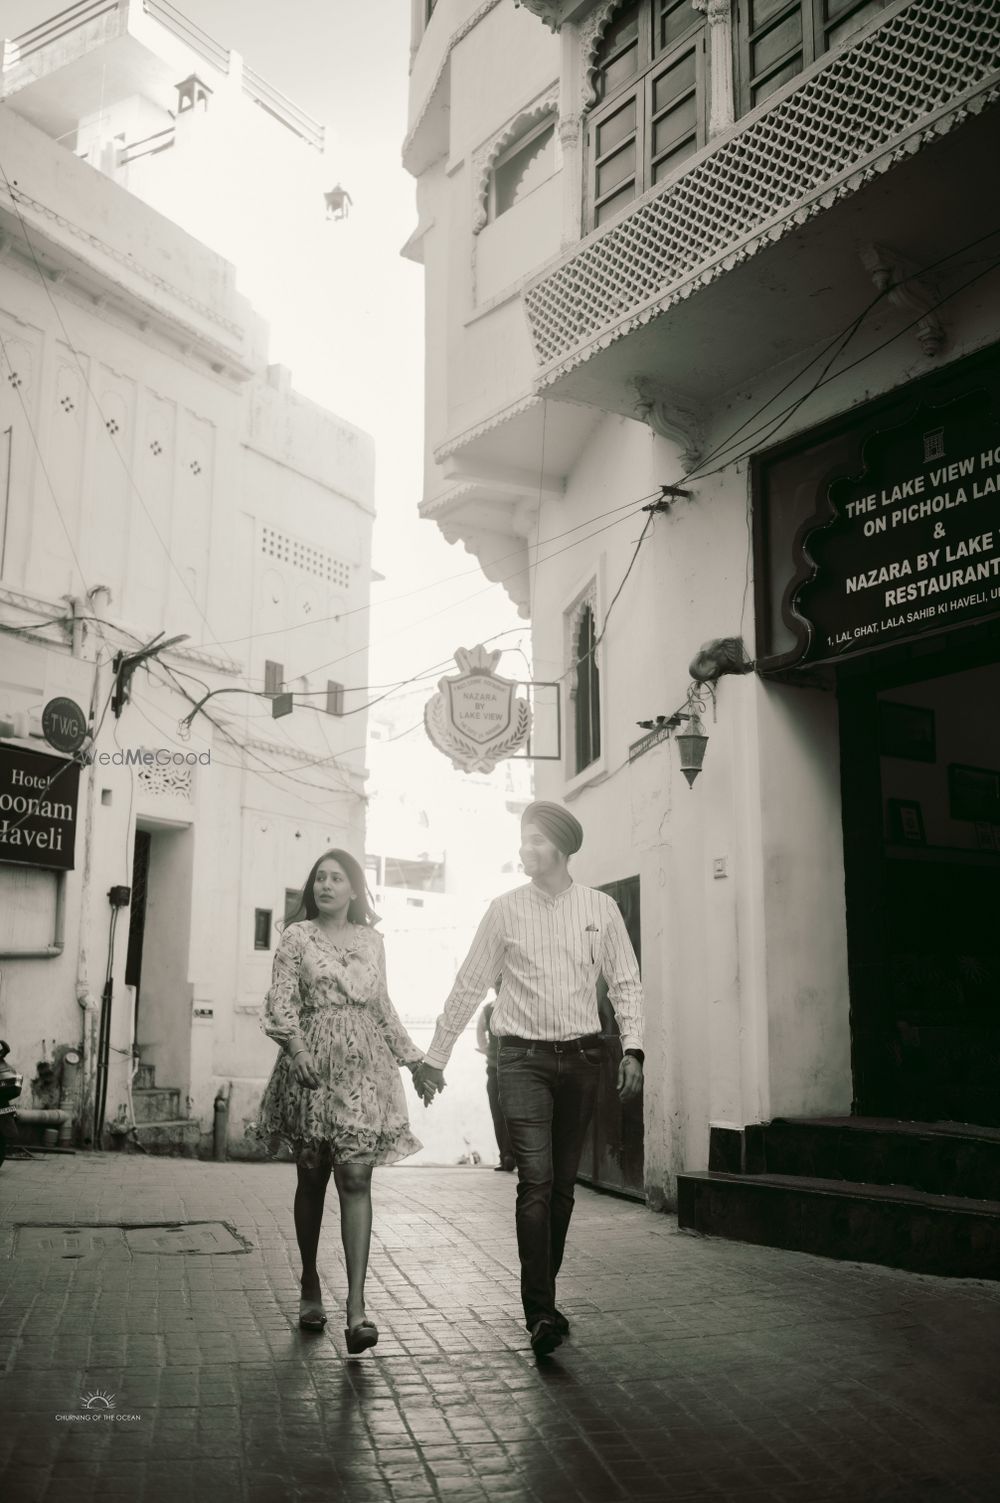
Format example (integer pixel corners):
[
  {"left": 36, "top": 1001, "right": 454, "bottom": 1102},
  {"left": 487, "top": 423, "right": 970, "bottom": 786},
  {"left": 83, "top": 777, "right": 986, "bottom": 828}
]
[
  {"left": 676, "top": 712, "right": 709, "bottom": 788},
  {"left": 323, "top": 184, "right": 353, "bottom": 220}
]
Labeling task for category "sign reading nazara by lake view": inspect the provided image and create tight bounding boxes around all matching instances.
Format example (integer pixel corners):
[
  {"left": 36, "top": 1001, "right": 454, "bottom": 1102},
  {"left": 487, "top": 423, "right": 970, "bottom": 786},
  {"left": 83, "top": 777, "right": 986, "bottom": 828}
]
[
  {"left": 0, "top": 745, "right": 81, "bottom": 871},
  {"left": 793, "top": 384, "right": 1000, "bottom": 662}
]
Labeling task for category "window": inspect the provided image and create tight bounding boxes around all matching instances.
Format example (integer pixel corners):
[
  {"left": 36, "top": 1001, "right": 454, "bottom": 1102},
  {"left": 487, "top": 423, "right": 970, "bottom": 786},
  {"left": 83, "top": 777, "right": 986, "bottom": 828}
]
[
  {"left": 284, "top": 888, "right": 301, "bottom": 921},
  {"left": 264, "top": 660, "right": 283, "bottom": 696},
  {"left": 572, "top": 602, "right": 601, "bottom": 774},
  {"left": 587, "top": 1, "right": 705, "bottom": 228},
  {"left": 325, "top": 680, "right": 344, "bottom": 716},
  {"left": 383, "top": 856, "right": 445, "bottom": 893},
  {"left": 736, "top": 0, "right": 890, "bottom": 114},
  {"left": 490, "top": 119, "right": 556, "bottom": 221},
  {"left": 254, "top": 908, "right": 272, "bottom": 950}
]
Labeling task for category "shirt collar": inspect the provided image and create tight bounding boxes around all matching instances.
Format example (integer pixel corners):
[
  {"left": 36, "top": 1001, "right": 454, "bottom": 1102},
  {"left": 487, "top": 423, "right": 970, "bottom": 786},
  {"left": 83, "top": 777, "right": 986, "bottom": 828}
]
[{"left": 528, "top": 879, "right": 575, "bottom": 906}]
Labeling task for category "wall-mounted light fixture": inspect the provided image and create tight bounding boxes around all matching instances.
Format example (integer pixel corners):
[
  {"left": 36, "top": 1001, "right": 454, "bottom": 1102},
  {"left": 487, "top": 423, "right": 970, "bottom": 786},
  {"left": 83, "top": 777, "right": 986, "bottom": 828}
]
[{"left": 634, "top": 687, "right": 712, "bottom": 787}]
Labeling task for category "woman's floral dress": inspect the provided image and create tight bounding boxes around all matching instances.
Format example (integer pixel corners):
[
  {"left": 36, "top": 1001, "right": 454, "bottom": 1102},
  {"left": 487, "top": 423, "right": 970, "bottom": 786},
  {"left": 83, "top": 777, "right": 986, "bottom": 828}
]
[{"left": 249, "top": 920, "right": 423, "bottom": 1168}]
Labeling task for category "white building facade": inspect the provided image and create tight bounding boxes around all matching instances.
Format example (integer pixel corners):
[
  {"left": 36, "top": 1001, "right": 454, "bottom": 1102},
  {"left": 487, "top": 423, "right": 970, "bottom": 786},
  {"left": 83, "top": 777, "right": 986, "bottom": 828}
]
[
  {"left": 405, "top": 0, "right": 1000, "bottom": 1237},
  {"left": 0, "top": 4, "right": 375, "bottom": 1154}
]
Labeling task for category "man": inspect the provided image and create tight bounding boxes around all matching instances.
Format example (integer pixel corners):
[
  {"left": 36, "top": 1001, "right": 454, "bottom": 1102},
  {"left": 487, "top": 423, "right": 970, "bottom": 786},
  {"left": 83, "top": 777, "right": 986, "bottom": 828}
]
[
  {"left": 476, "top": 997, "right": 516, "bottom": 1172},
  {"left": 415, "top": 802, "right": 643, "bottom": 1358}
]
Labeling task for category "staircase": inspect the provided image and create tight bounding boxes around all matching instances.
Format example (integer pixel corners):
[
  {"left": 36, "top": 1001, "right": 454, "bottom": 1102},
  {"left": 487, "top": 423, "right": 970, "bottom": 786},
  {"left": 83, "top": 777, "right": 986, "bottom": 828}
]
[
  {"left": 109, "top": 1061, "right": 201, "bottom": 1156},
  {"left": 677, "top": 1117, "right": 1000, "bottom": 1280}
]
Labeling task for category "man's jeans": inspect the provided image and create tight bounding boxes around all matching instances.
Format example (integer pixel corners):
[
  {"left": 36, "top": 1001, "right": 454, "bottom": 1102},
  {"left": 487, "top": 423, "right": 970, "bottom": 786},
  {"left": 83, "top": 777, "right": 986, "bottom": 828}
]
[
  {"left": 486, "top": 1064, "right": 515, "bottom": 1166},
  {"left": 497, "top": 1041, "right": 602, "bottom": 1328}
]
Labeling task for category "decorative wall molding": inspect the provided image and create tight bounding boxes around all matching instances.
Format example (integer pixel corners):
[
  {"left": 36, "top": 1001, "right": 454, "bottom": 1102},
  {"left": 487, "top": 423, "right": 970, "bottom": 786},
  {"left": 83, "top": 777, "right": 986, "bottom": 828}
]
[
  {"left": 3, "top": 183, "right": 244, "bottom": 338},
  {"left": 403, "top": 0, "right": 504, "bottom": 164},
  {"left": 135, "top": 753, "right": 194, "bottom": 800},
  {"left": 433, "top": 393, "right": 543, "bottom": 463},
  {"left": 859, "top": 242, "right": 945, "bottom": 357},
  {"left": 692, "top": 0, "right": 735, "bottom": 134},
  {"left": 632, "top": 378, "right": 706, "bottom": 468},
  {"left": 513, "top": 0, "right": 563, "bottom": 30},
  {"left": 578, "top": 1, "right": 621, "bottom": 111},
  {"left": 472, "top": 86, "right": 560, "bottom": 233}
]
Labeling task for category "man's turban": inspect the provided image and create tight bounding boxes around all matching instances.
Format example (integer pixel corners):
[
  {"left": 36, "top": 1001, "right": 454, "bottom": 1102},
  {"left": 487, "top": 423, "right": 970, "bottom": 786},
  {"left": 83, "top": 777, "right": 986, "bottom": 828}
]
[{"left": 520, "top": 801, "right": 583, "bottom": 856}]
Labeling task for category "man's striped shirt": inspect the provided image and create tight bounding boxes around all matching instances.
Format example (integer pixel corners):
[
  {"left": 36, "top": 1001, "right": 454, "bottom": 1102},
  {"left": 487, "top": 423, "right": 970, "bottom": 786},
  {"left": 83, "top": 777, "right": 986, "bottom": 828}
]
[{"left": 424, "top": 881, "right": 643, "bottom": 1069}]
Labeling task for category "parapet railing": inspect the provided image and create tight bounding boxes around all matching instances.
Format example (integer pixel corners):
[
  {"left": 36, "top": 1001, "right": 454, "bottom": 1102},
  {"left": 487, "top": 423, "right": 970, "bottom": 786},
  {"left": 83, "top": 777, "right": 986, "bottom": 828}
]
[
  {"left": 3, "top": 0, "right": 325, "bottom": 152},
  {"left": 242, "top": 63, "right": 325, "bottom": 152},
  {"left": 3, "top": 0, "right": 120, "bottom": 68}
]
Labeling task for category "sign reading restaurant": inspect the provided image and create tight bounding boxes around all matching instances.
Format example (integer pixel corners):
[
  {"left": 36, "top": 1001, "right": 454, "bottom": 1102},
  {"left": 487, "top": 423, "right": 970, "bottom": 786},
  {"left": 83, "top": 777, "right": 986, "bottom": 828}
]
[
  {"left": 0, "top": 744, "right": 81, "bottom": 871},
  {"left": 795, "top": 385, "right": 1000, "bottom": 660},
  {"left": 752, "top": 351, "right": 1000, "bottom": 671}
]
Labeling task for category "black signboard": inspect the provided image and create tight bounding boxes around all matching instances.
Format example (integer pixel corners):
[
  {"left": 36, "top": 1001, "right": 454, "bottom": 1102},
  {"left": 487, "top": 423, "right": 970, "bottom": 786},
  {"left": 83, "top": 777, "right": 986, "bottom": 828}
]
[
  {"left": 0, "top": 745, "right": 81, "bottom": 870},
  {"left": 41, "top": 697, "right": 88, "bottom": 753},
  {"left": 754, "top": 349, "right": 1000, "bottom": 670}
]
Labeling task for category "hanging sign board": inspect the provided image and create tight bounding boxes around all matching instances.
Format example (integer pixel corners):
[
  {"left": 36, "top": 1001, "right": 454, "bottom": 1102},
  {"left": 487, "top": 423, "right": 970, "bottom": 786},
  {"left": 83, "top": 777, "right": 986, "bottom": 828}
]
[
  {"left": 425, "top": 645, "right": 532, "bottom": 773},
  {"left": 0, "top": 744, "right": 80, "bottom": 870},
  {"left": 42, "top": 697, "right": 88, "bottom": 753}
]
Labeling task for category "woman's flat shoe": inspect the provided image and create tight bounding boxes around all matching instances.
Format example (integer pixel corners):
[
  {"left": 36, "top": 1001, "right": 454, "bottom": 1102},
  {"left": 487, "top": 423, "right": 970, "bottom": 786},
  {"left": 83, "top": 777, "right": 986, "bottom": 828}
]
[
  {"left": 344, "top": 1318, "right": 378, "bottom": 1354},
  {"left": 298, "top": 1296, "right": 328, "bottom": 1331}
]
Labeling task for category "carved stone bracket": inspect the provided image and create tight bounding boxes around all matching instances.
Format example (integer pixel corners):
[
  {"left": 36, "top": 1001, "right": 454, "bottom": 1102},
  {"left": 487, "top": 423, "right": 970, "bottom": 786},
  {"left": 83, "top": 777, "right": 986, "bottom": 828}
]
[
  {"left": 578, "top": 1, "right": 621, "bottom": 111},
  {"left": 471, "top": 85, "right": 560, "bottom": 233},
  {"left": 513, "top": 0, "right": 564, "bottom": 30},
  {"left": 859, "top": 242, "right": 945, "bottom": 357},
  {"left": 632, "top": 378, "right": 706, "bottom": 470}
]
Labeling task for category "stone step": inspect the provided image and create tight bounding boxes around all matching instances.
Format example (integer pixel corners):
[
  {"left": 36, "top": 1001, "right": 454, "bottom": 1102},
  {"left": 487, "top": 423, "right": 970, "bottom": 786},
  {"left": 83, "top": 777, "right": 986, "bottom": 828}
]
[
  {"left": 110, "top": 1119, "right": 203, "bottom": 1157},
  {"left": 746, "top": 1116, "right": 1000, "bottom": 1202},
  {"left": 676, "top": 1169, "right": 1000, "bottom": 1281},
  {"left": 132, "top": 1086, "right": 181, "bottom": 1123}
]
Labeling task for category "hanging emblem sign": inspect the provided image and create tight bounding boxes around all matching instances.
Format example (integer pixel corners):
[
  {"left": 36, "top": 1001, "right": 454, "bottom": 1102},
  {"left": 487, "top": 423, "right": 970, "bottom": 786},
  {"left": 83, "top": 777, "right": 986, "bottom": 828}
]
[{"left": 425, "top": 645, "right": 531, "bottom": 773}]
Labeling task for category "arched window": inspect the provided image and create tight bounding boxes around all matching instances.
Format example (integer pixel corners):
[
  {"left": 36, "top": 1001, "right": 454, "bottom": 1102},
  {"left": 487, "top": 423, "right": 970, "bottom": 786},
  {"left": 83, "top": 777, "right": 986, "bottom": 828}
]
[
  {"left": 489, "top": 117, "right": 556, "bottom": 221},
  {"left": 587, "top": 1, "right": 705, "bottom": 228},
  {"left": 573, "top": 603, "right": 601, "bottom": 774}
]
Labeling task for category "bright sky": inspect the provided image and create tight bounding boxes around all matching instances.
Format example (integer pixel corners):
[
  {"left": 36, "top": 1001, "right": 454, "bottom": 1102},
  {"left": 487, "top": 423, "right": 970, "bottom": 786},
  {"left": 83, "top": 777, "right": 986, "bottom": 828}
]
[{"left": 4, "top": 0, "right": 525, "bottom": 693}]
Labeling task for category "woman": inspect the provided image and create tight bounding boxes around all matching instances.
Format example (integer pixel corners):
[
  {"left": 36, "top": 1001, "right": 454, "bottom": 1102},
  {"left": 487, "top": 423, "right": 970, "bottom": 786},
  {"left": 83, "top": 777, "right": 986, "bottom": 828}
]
[{"left": 251, "top": 849, "right": 430, "bottom": 1350}]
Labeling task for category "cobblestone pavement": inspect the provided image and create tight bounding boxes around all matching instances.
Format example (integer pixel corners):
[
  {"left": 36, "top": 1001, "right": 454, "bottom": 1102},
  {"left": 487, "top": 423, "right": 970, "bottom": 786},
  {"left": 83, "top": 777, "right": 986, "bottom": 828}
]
[{"left": 1, "top": 1154, "right": 999, "bottom": 1503}]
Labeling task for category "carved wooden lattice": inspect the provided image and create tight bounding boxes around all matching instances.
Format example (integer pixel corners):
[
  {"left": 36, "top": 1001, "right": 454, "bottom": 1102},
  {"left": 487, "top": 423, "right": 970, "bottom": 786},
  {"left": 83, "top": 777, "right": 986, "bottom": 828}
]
[
  {"left": 523, "top": 0, "right": 1000, "bottom": 372},
  {"left": 136, "top": 755, "right": 194, "bottom": 800}
]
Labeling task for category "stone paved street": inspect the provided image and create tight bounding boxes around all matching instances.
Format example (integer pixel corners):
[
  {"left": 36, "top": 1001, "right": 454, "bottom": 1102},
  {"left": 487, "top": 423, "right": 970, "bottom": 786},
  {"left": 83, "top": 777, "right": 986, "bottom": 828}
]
[{"left": 1, "top": 1154, "right": 998, "bottom": 1503}]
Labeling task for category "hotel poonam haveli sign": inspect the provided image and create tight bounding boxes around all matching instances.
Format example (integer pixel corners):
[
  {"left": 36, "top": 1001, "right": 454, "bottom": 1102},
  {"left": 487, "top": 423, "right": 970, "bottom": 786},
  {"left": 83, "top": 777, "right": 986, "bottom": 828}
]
[{"left": 424, "top": 646, "right": 531, "bottom": 773}]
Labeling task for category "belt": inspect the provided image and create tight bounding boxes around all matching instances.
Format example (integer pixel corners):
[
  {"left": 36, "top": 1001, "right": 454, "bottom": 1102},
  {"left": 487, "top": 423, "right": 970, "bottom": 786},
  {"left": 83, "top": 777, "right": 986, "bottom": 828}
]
[{"left": 497, "top": 1034, "right": 603, "bottom": 1053}]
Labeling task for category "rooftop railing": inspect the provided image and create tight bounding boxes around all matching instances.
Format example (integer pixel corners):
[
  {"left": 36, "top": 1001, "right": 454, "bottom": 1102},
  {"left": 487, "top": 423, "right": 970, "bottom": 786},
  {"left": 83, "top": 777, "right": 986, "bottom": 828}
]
[
  {"left": 142, "top": 0, "right": 229, "bottom": 74},
  {"left": 3, "top": 0, "right": 325, "bottom": 151},
  {"left": 3, "top": 0, "right": 121, "bottom": 67}
]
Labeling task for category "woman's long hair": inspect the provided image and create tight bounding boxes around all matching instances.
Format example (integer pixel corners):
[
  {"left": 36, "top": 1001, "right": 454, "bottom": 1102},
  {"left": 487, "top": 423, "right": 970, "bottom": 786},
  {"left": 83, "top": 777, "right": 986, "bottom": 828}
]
[{"left": 284, "top": 848, "right": 379, "bottom": 929}]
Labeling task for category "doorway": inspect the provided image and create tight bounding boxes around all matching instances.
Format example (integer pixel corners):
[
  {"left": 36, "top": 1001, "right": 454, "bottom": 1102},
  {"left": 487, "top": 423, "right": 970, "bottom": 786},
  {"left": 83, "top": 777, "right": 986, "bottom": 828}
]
[
  {"left": 839, "top": 632, "right": 1000, "bottom": 1126},
  {"left": 125, "top": 829, "right": 151, "bottom": 1039}
]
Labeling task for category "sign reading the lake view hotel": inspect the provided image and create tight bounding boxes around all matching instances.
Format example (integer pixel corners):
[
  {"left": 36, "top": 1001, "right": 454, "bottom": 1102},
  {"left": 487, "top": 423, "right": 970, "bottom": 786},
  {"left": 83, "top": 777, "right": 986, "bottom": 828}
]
[
  {"left": 792, "top": 386, "right": 1000, "bottom": 662},
  {"left": 0, "top": 745, "right": 81, "bottom": 870},
  {"left": 425, "top": 645, "right": 531, "bottom": 773}
]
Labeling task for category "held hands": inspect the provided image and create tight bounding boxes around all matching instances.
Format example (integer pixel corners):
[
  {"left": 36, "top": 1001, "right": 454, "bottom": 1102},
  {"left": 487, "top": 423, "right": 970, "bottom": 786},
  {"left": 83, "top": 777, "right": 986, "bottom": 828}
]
[
  {"left": 290, "top": 1048, "right": 320, "bottom": 1090},
  {"left": 616, "top": 1055, "right": 643, "bottom": 1103},
  {"left": 411, "top": 1062, "right": 446, "bottom": 1108}
]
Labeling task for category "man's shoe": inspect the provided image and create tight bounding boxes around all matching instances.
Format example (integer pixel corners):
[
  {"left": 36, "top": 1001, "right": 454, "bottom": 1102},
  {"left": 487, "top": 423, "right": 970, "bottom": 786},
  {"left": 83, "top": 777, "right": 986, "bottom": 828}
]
[
  {"left": 529, "top": 1318, "right": 563, "bottom": 1358},
  {"left": 553, "top": 1309, "right": 570, "bottom": 1336}
]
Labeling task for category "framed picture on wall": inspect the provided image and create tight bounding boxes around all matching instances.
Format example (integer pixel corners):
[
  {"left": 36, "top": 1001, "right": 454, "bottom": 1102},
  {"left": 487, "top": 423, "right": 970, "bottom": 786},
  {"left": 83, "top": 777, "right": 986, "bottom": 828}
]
[
  {"left": 948, "top": 764, "right": 1000, "bottom": 821},
  {"left": 878, "top": 700, "right": 936, "bottom": 762},
  {"left": 887, "top": 799, "right": 926, "bottom": 845}
]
